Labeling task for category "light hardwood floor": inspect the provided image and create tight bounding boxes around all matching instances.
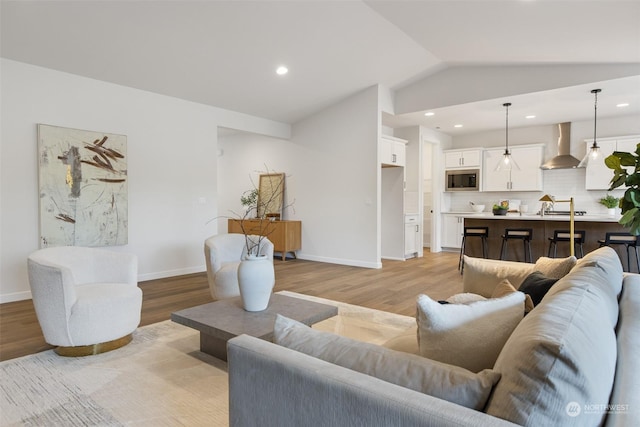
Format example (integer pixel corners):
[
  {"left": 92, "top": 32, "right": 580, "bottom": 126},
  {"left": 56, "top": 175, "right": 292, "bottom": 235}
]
[{"left": 0, "top": 250, "right": 462, "bottom": 361}]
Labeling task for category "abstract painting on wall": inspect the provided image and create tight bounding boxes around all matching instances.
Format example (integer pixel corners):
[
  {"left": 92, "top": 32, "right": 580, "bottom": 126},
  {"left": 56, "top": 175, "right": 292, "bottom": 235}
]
[{"left": 38, "top": 124, "right": 128, "bottom": 248}]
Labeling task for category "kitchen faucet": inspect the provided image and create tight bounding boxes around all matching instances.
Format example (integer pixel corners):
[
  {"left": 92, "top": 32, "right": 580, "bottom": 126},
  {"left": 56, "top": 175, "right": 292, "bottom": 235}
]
[{"left": 539, "top": 201, "right": 554, "bottom": 216}]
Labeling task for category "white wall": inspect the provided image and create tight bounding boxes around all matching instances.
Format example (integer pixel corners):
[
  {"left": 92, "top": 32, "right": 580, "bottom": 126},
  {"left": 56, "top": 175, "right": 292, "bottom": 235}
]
[
  {"left": 0, "top": 59, "right": 290, "bottom": 302},
  {"left": 218, "top": 86, "right": 381, "bottom": 268},
  {"left": 217, "top": 131, "right": 297, "bottom": 232}
]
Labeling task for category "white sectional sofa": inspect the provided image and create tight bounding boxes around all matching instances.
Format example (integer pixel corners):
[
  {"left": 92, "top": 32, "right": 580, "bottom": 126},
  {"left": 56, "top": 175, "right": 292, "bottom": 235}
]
[{"left": 227, "top": 247, "right": 639, "bottom": 426}]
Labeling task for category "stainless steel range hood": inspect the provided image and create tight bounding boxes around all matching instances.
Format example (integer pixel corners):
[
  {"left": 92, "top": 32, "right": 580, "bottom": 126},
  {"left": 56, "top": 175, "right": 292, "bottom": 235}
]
[{"left": 540, "top": 122, "right": 582, "bottom": 170}]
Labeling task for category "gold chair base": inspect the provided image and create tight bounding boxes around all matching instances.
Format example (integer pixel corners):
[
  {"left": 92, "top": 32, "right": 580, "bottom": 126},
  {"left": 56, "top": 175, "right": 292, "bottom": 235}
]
[{"left": 55, "top": 333, "right": 133, "bottom": 357}]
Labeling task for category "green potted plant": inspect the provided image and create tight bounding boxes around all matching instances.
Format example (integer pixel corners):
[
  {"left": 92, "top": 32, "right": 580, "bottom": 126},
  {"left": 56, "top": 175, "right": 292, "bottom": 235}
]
[
  {"left": 605, "top": 142, "right": 640, "bottom": 234},
  {"left": 599, "top": 194, "right": 620, "bottom": 216}
]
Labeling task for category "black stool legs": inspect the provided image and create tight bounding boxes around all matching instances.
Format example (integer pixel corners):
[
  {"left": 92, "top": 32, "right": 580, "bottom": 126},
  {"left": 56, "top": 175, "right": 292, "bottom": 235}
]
[
  {"left": 500, "top": 228, "right": 533, "bottom": 263},
  {"left": 459, "top": 227, "right": 489, "bottom": 274},
  {"left": 547, "top": 230, "right": 586, "bottom": 258},
  {"left": 598, "top": 232, "right": 640, "bottom": 272}
]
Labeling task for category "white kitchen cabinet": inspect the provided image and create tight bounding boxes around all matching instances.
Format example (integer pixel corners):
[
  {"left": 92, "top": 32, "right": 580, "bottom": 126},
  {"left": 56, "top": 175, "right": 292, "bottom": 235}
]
[
  {"left": 404, "top": 214, "right": 420, "bottom": 257},
  {"left": 585, "top": 136, "right": 640, "bottom": 190},
  {"left": 381, "top": 136, "right": 407, "bottom": 167},
  {"left": 444, "top": 149, "right": 481, "bottom": 169},
  {"left": 482, "top": 145, "right": 543, "bottom": 192},
  {"left": 442, "top": 214, "right": 464, "bottom": 249}
]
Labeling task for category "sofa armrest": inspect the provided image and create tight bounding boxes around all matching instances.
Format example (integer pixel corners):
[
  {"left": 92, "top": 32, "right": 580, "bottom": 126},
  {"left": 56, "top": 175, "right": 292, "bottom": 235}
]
[
  {"left": 607, "top": 274, "right": 640, "bottom": 426},
  {"left": 227, "top": 335, "right": 517, "bottom": 427}
]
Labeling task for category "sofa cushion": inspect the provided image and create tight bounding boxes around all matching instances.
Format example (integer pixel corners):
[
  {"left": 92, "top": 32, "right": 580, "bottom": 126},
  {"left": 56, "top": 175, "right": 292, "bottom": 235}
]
[
  {"left": 491, "top": 279, "right": 534, "bottom": 313},
  {"left": 534, "top": 255, "right": 577, "bottom": 279},
  {"left": 462, "top": 256, "right": 534, "bottom": 297},
  {"left": 416, "top": 292, "right": 525, "bottom": 372},
  {"left": 517, "top": 271, "right": 558, "bottom": 306},
  {"left": 485, "top": 247, "right": 623, "bottom": 426},
  {"left": 273, "top": 314, "right": 501, "bottom": 411}
]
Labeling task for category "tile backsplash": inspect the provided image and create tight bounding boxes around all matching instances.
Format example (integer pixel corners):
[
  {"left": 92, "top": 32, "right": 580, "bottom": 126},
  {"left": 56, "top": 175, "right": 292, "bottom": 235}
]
[{"left": 445, "top": 168, "right": 624, "bottom": 215}]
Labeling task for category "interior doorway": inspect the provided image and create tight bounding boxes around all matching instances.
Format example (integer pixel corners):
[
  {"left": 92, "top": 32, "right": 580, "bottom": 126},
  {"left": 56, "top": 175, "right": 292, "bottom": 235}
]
[
  {"left": 422, "top": 142, "right": 433, "bottom": 248},
  {"left": 421, "top": 138, "right": 441, "bottom": 251}
]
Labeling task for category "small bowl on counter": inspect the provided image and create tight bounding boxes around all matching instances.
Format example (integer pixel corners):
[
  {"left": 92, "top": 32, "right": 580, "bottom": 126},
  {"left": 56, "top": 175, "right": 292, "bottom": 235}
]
[
  {"left": 492, "top": 207, "right": 508, "bottom": 216},
  {"left": 471, "top": 204, "right": 485, "bottom": 213}
]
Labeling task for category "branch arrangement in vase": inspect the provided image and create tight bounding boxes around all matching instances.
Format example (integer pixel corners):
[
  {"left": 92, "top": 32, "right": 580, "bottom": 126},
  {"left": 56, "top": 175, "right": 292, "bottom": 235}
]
[{"left": 215, "top": 166, "right": 295, "bottom": 257}]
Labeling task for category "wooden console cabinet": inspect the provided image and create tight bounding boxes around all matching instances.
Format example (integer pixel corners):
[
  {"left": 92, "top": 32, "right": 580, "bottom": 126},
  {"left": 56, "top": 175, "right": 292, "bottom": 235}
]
[{"left": 228, "top": 219, "right": 301, "bottom": 261}]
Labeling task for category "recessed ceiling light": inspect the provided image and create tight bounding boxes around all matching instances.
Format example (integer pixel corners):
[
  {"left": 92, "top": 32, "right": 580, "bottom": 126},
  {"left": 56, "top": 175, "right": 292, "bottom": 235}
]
[
  {"left": 454, "top": 124, "right": 463, "bottom": 128},
  {"left": 617, "top": 103, "right": 629, "bottom": 108},
  {"left": 276, "top": 66, "right": 288, "bottom": 75},
  {"left": 424, "top": 112, "right": 435, "bottom": 116},
  {"left": 526, "top": 115, "right": 536, "bottom": 119}
]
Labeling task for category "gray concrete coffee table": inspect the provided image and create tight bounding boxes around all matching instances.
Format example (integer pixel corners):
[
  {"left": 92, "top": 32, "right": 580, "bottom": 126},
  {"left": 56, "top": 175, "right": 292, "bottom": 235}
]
[{"left": 171, "top": 293, "right": 338, "bottom": 361}]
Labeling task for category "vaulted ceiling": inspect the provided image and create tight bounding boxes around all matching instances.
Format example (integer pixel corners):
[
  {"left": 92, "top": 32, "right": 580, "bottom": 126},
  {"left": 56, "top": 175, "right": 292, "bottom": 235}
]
[{"left": 2, "top": 1, "right": 639, "bottom": 134}]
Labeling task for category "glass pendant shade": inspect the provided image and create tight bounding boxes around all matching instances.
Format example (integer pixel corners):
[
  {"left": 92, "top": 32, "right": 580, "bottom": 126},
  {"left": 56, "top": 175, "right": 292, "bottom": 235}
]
[
  {"left": 578, "top": 89, "right": 602, "bottom": 168},
  {"left": 495, "top": 102, "right": 520, "bottom": 171}
]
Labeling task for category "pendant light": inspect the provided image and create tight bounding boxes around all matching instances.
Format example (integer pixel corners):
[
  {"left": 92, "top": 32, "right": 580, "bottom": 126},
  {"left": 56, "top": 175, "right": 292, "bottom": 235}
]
[
  {"left": 495, "top": 102, "right": 520, "bottom": 171},
  {"left": 578, "top": 89, "right": 602, "bottom": 168}
]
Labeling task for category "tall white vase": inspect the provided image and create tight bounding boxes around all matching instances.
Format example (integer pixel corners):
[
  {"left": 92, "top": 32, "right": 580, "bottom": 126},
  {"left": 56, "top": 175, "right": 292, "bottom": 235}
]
[{"left": 237, "top": 255, "right": 275, "bottom": 312}]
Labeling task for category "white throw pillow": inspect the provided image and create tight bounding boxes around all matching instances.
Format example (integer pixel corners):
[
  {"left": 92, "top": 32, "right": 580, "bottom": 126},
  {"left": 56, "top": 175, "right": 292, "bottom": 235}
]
[
  {"left": 274, "top": 314, "right": 501, "bottom": 411},
  {"left": 416, "top": 292, "right": 525, "bottom": 372}
]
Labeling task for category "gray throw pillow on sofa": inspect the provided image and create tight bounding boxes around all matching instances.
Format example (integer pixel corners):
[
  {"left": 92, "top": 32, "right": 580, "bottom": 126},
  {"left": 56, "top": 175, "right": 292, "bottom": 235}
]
[{"left": 273, "top": 314, "right": 501, "bottom": 411}]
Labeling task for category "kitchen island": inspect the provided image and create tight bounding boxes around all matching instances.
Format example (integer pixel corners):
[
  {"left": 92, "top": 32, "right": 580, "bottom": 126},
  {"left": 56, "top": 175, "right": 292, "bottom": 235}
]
[{"left": 449, "top": 212, "right": 632, "bottom": 268}]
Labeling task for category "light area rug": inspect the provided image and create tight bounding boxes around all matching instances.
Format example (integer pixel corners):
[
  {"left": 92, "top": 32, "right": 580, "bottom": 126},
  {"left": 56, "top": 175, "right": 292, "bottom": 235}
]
[{"left": 1, "top": 291, "right": 415, "bottom": 427}]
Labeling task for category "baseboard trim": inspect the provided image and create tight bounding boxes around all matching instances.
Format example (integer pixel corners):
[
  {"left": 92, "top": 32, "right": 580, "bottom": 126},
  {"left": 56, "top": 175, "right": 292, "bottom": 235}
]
[
  {"left": 137, "top": 265, "right": 206, "bottom": 282},
  {"left": 296, "top": 254, "right": 381, "bottom": 269},
  {"left": 0, "top": 290, "right": 33, "bottom": 304}
]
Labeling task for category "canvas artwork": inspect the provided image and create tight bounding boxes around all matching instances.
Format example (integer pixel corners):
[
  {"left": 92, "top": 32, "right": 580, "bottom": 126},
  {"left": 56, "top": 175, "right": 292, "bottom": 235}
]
[{"left": 38, "top": 124, "right": 128, "bottom": 247}]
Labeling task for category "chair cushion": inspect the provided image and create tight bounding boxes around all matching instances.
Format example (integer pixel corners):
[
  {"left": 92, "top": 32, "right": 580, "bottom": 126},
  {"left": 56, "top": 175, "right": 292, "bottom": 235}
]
[
  {"left": 416, "top": 292, "right": 525, "bottom": 372},
  {"left": 212, "top": 261, "right": 241, "bottom": 299},
  {"left": 69, "top": 283, "right": 142, "bottom": 346},
  {"left": 274, "top": 315, "right": 501, "bottom": 411}
]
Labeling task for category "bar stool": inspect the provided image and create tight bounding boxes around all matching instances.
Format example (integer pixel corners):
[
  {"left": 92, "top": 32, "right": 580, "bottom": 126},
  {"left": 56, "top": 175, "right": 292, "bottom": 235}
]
[
  {"left": 598, "top": 232, "right": 640, "bottom": 272},
  {"left": 500, "top": 228, "right": 533, "bottom": 263},
  {"left": 547, "top": 230, "right": 586, "bottom": 258},
  {"left": 459, "top": 226, "right": 489, "bottom": 273}
]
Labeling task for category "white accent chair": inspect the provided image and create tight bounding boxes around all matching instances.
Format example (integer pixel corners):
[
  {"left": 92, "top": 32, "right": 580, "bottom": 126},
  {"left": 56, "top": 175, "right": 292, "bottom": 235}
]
[
  {"left": 27, "top": 246, "right": 142, "bottom": 356},
  {"left": 204, "top": 234, "right": 274, "bottom": 300}
]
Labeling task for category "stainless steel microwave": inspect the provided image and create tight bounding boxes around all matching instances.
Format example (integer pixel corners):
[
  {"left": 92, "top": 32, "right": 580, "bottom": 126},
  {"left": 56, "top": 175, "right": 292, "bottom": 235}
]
[{"left": 445, "top": 169, "right": 479, "bottom": 191}]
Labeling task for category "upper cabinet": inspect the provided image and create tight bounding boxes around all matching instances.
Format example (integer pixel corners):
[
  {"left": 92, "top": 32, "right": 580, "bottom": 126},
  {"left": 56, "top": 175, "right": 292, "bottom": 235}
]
[
  {"left": 444, "top": 149, "right": 482, "bottom": 169},
  {"left": 483, "top": 145, "right": 544, "bottom": 192},
  {"left": 381, "top": 135, "right": 407, "bottom": 167},
  {"left": 585, "top": 136, "right": 640, "bottom": 190}
]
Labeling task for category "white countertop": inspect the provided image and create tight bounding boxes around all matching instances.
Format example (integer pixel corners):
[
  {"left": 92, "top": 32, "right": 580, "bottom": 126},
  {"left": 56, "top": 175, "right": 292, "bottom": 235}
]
[{"left": 442, "top": 211, "right": 622, "bottom": 223}]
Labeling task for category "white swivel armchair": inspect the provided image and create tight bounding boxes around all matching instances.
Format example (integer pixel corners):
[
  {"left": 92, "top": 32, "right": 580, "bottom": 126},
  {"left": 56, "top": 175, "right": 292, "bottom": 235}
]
[
  {"left": 204, "top": 234, "right": 274, "bottom": 300},
  {"left": 27, "top": 246, "right": 142, "bottom": 356}
]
